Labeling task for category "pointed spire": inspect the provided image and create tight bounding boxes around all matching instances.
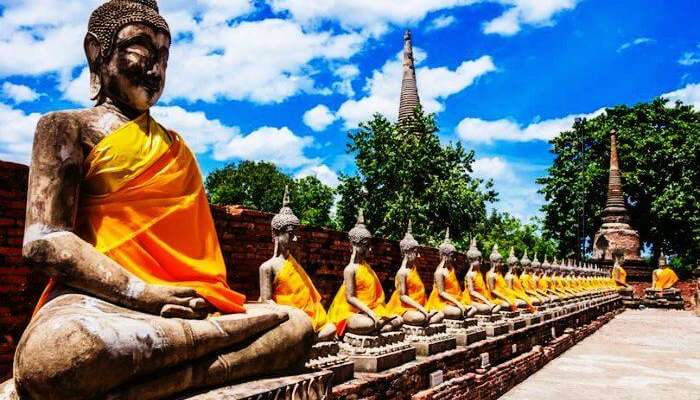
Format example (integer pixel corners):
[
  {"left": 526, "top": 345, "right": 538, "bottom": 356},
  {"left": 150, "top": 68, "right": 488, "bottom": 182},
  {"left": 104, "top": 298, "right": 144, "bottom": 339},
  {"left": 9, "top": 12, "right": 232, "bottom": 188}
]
[
  {"left": 282, "top": 185, "right": 290, "bottom": 207},
  {"left": 507, "top": 246, "right": 518, "bottom": 265},
  {"left": 349, "top": 208, "right": 372, "bottom": 244},
  {"left": 439, "top": 227, "right": 456, "bottom": 256},
  {"left": 444, "top": 227, "right": 450, "bottom": 240},
  {"left": 490, "top": 243, "right": 502, "bottom": 263},
  {"left": 271, "top": 185, "right": 299, "bottom": 230},
  {"left": 398, "top": 29, "right": 420, "bottom": 123},
  {"left": 602, "top": 129, "right": 630, "bottom": 223}
]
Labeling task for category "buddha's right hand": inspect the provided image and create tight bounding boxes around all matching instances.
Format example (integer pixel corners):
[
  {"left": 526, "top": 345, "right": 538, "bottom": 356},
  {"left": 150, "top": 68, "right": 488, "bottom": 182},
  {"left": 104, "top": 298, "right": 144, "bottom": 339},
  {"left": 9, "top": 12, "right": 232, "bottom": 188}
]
[{"left": 138, "top": 284, "right": 209, "bottom": 319}]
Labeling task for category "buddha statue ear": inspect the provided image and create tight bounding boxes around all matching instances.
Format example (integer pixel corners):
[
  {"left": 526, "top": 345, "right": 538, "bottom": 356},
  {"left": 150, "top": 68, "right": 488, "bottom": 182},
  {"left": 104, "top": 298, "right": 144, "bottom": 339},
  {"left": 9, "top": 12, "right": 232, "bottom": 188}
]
[{"left": 84, "top": 33, "right": 103, "bottom": 102}]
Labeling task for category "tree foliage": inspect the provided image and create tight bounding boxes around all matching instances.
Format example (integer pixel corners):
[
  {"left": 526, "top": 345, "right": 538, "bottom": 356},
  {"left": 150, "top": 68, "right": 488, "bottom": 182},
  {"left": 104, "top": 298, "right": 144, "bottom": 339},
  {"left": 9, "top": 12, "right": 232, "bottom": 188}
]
[
  {"left": 335, "top": 108, "right": 497, "bottom": 245},
  {"left": 205, "top": 161, "right": 336, "bottom": 228},
  {"left": 473, "top": 211, "right": 559, "bottom": 261},
  {"left": 538, "top": 98, "right": 700, "bottom": 268}
]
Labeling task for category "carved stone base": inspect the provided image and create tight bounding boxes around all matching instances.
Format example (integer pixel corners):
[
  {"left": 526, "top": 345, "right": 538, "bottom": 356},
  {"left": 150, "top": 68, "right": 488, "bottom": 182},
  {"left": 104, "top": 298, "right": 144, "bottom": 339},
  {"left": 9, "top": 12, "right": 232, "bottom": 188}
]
[
  {"left": 478, "top": 320, "right": 509, "bottom": 337},
  {"left": 504, "top": 317, "right": 527, "bottom": 331},
  {"left": 305, "top": 342, "right": 354, "bottom": 385},
  {"left": 402, "top": 324, "right": 456, "bottom": 357},
  {"left": 475, "top": 313, "right": 502, "bottom": 323},
  {"left": 499, "top": 310, "right": 520, "bottom": 319},
  {"left": 349, "top": 347, "right": 417, "bottom": 373},
  {"left": 182, "top": 370, "right": 332, "bottom": 400}
]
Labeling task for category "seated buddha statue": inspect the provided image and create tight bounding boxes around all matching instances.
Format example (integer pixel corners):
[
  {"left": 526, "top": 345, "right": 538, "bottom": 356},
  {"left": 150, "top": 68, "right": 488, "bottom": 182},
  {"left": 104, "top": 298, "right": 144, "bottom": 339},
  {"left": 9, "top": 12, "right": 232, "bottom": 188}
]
[
  {"left": 463, "top": 239, "right": 502, "bottom": 314},
  {"left": 505, "top": 249, "right": 539, "bottom": 311},
  {"left": 259, "top": 187, "right": 337, "bottom": 341},
  {"left": 538, "top": 257, "right": 562, "bottom": 301},
  {"left": 521, "top": 253, "right": 548, "bottom": 304},
  {"left": 8, "top": 2, "right": 315, "bottom": 399},
  {"left": 486, "top": 244, "right": 525, "bottom": 311},
  {"left": 327, "top": 210, "right": 403, "bottom": 336},
  {"left": 386, "top": 221, "right": 443, "bottom": 326},
  {"left": 426, "top": 229, "right": 476, "bottom": 318},
  {"left": 651, "top": 253, "right": 680, "bottom": 292}
]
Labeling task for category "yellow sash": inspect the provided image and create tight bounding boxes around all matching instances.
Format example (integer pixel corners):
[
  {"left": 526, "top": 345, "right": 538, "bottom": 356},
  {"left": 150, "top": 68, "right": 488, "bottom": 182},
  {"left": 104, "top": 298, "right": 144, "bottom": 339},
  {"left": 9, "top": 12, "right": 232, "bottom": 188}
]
[
  {"left": 386, "top": 266, "right": 427, "bottom": 315},
  {"left": 327, "top": 262, "right": 390, "bottom": 334},
  {"left": 469, "top": 270, "right": 492, "bottom": 303},
  {"left": 273, "top": 256, "right": 328, "bottom": 331},
  {"left": 653, "top": 267, "right": 679, "bottom": 290},
  {"left": 491, "top": 272, "right": 517, "bottom": 308},
  {"left": 426, "top": 269, "right": 462, "bottom": 311},
  {"left": 40, "top": 114, "right": 246, "bottom": 314}
]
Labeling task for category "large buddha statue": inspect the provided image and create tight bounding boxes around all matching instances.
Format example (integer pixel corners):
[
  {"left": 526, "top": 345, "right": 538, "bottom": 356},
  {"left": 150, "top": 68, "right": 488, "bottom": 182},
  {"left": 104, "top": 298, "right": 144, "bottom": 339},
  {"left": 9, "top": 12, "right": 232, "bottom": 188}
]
[
  {"left": 651, "top": 253, "right": 679, "bottom": 291},
  {"left": 327, "top": 210, "right": 403, "bottom": 336},
  {"left": 463, "top": 240, "right": 502, "bottom": 314},
  {"left": 259, "top": 187, "right": 337, "bottom": 341},
  {"left": 386, "top": 221, "right": 444, "bottom": 326},
  {"left": 7, "top": 2, "right": 315, "bottom": 399},
  {"left": 486, "top": 244, "right": 525, "bottom": 311},
  {"left": 426, "top": 229, "right": 475, "bottom": 318}
]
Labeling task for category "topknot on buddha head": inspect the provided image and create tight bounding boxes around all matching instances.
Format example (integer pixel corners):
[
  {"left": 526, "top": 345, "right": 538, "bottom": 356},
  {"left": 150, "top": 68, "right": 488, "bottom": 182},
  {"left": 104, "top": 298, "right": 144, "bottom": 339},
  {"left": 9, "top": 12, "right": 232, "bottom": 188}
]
[
  {"left": 349, "top": 209, "right": 372, "bottom": 246},
  {"left": 467, "top": 238, "right": 482, "bottom": 261},
  {"left": 531, "top": 253, "right": 541, "bottom": 269},
  {"left": 506, "top": 246, "right": 518, "bottom": 266},
  {"left": 271, "top": 186, "right": 300, "bottom": 233},
  {"left": 88, "top": 0, "right": 170, "bottom": 58},
  {"left": 489, "top": 243, "right": 502, "bottom": 263},
  {"left": 438, "top": 228, "right": 456, "bottom": 257},
  {"left": 520, "top": 250, "right": 531, "bottom": 267},
  {"left": 399, "top": 220, "right": 419, "bottom": 254}
]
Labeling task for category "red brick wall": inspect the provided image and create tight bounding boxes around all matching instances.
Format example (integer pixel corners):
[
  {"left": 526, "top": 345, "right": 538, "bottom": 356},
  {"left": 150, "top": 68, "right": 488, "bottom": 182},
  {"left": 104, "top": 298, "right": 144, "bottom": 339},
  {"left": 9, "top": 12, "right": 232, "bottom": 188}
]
[{"left": 0, "top": 161, "right": 47, "bottom": 380}]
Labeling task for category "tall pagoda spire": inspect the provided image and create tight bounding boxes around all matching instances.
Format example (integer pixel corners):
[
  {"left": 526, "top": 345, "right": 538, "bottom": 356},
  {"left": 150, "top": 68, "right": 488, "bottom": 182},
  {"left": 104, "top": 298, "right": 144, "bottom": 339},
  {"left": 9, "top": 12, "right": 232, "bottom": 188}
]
[
  {"left": 398, "top": 30, "right": 420, "bottom": 123},
  {"left": 602, "top": 129, "right": 629, "bottom": 223}
]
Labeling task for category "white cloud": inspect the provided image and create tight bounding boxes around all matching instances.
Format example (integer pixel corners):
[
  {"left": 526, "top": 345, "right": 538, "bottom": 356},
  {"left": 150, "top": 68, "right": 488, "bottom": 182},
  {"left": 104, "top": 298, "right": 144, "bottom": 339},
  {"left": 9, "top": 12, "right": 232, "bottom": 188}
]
[
  {"left": 678, "top": 44, "right": 700, "bottom": 66},
  {"left": 0, "top": 102, "right": 42, "bottom": 164},
  {"left": 1, "top": 82, "right": 42, "bottom": 103},
  {"left": 472, "top": 156, "right": 515, "bottom": 182},
  {"left": 332, "top": 64, "right": 360, "bottom": 97},
  {"left": 617, "top": 37, "right": 655, "bottom": 52},
  {"left": 337, "top": 49, "right": 496, "bottom": 128},
  {"left": 61, "top": 66, "right": 92, "bottom": 106},
  {"left": 456, "top": 108, "right": 605, "bottom": 143},
  {"left": 296, "top": 164, "right": 340, "bottom": 187},
  {"left": 151, "top": 105, "right": 240, "bottom": 154},
  {"left": 483, "top": 0, "right": 578, "bottom": 36},
  {"left": 427, "top": 15, "right": 457, "bottom": 31},
  {"left": 303, "top": 104, "right": 337, "bottom": 132},
  {"left": 661, "top": 83, "right": 700, "bottom": 109}
]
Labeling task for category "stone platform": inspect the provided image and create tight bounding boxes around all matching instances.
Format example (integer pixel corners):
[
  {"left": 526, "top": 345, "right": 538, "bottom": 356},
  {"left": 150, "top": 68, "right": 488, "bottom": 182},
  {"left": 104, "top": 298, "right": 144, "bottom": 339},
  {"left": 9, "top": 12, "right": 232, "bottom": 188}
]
[
  {"left": 403, "top": 324, "right": 457, "bottom": 357},
  {"left": 339, "top": 332, "right": 416, "bottom": 373}
]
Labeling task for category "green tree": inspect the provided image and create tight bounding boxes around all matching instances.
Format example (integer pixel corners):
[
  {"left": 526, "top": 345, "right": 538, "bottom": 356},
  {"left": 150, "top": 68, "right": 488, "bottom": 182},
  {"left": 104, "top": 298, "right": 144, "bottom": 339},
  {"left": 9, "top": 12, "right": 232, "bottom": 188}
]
[
  {"left": 336, "top": 108, "right": 497, "bottom": 245},
  {"left": 474, "top": 211, "right": 559, "bottom": 261},
  {"left": 205, "top": 161, "right": 336, "bottom": 229},
  {"left": 538, "top": 98, "right": 700, "bottom": 269}
]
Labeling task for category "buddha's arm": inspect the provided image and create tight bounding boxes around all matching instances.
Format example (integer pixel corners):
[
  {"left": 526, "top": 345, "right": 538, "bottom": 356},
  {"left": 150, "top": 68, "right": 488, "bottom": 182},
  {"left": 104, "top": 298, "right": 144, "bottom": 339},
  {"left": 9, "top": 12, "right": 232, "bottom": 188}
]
[
  {"left": 467, "top": 275, "right": 490, "bottom": 303},
  {"left": 258, "top": 261, "right": 275, "bottom": 302},
  {"left": 651, "top": 270, "right": 658, "bottom": 288},
  {"left": 505, "top": 274, "right": 514, "bottom": 290},
  {"left": 344, "top": 265, "right": 377, "bottom": 320},
  {"left": 435, "top": 272, "right": 463, "bottom": 309},
  {"left": 23, "top": 113, "right": 205, "bottom": 318},
  {"left": 398, "top": 272, "right": 427, "bottom": 314},
  {"left": 488, "top": 275, "right": 508, "bottom": 301}
]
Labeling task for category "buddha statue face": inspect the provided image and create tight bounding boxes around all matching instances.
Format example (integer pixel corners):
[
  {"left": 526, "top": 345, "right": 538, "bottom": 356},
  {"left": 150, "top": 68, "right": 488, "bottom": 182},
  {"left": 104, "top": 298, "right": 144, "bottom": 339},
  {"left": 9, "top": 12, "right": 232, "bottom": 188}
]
[
  {"left": 273, "top": 225, "right": 298, "bottom": 252},
  {"left": 85, "top": 22, "right": 170, "bottom": 114},
  {"left": 404, "top": 248, "right": 420, "bottom": 265}
]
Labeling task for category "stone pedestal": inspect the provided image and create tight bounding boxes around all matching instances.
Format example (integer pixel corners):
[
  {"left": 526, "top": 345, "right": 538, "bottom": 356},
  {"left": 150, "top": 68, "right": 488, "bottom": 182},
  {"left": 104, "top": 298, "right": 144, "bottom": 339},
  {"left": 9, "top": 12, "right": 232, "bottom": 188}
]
[
  {"left": 475, "top": 314, "right": 509, "bottom": 337},
  {"left": 182, "top": 370, "right": 332, "bottom": 400},
  {"left": 339, "top": 332, "right": 416, "bottom": 373},
  {"left": 643, "top": 288, "right": 683, "bottom": 309},
  {"left": 402, "top": 324, "right": 456, "bottom": 357},
  {"left": 305, "top": 342, "right": 355, "bottom": 385},
  {"left": 443, "top": 318, "right": 486, "bottom": 346}
]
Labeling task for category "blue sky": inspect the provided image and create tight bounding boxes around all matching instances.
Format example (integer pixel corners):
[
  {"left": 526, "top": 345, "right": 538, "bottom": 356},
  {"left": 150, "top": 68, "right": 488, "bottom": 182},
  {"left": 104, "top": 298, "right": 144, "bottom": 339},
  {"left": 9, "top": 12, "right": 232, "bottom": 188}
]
[{"left": 1, "top": 0, "right": 699, "bottom": 222}]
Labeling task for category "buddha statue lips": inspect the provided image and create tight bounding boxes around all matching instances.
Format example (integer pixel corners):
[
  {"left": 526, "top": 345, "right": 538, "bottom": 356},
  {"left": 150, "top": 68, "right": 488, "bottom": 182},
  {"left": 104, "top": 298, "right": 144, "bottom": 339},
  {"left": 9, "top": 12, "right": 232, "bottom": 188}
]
[{"left": 9, "top": 1, "right": 315, "bottom": 399}]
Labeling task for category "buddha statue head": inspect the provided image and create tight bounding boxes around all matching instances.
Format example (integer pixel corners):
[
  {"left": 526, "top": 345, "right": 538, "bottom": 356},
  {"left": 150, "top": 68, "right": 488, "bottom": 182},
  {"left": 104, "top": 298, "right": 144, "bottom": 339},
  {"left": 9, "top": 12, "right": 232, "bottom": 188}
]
[
  {"left": 271, "top": 186, "right": 300, "bottom": 255},
  {"left": 530, "top": 252, "right": 541, "bottom": 274},
  {"left": 399, "top": 220, "right": 420, "bottom": 267},
  {"left": 349, "top": 209, "right": 372, "bottom": 262},
  {"left": 489, "top": 243, "right": 502, "bottom": 273},
  {"left": 541, "top": 255, "right": 551, "bottom": 276},
  {"left": 85, "top": 0, "right": 171, "bottom": 115},
  {"left": 519, "top": 250, "right": 531, "bottom": 274},
  {"left": 504, "top": 246, "right": 517, "bottom": 273},
  {"left": 467, "top": 238, "right": 483, "bottom": 272},
  {"left": 438, "top": 228, "right": 456, "bottom": 266},
  {"left": 657, "top": 252, "right": 667, "bottom": 268}
]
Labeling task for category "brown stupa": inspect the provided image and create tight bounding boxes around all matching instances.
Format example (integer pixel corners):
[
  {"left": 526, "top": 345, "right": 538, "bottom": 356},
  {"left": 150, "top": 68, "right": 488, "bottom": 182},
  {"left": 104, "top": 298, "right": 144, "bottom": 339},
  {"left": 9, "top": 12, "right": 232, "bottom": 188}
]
[
  {"left": 592, "top": 130, "right": 646, "bottom": 279},
  {"left": 398, "top": 30, "right": 420, "bottom": 123}
]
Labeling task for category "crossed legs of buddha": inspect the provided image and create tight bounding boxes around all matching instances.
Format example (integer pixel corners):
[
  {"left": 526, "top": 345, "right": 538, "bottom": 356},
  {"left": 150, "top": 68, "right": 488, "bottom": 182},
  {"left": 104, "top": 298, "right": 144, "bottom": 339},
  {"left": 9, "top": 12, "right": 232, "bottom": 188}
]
[
  {"left": 345, "top": 313, "right": 404, "bottom": 335},
  {"left": 402, "top": 310, "right": 444, "bottom": 326}
]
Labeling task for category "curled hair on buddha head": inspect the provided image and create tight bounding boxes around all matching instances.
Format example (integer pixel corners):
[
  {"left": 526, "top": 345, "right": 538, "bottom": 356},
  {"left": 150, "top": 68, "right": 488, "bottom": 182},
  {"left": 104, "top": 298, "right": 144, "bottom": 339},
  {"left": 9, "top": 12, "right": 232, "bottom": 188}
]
[
  {"left": 271, "top": 186, "right": 300, "bottom": 233},
  {"left": 489, "top": 243, "right": 502, "bottom": 263},
  {"left": 520, "top": 250, "right": 531, "bottom": 267},
  {"left": 349, "top": 209, "right": 372, "bottom": 245},
  {"left": 85, "top": 0, "right": 170, "bottom": 101},
  {"left": 399, "top": 220, "right": 420, "bottom": 254},
  {"left": 531, "top": 253, "right": 541, "bottom": 269},
  {"left": 507, "top": 246, "right": 518, "bottom": 266},
  {"left": 438, "top": 228, "right": 456, "bottom": 257},
  {"left": 467, "top": 238, "right": 482, "bottom": 261}
]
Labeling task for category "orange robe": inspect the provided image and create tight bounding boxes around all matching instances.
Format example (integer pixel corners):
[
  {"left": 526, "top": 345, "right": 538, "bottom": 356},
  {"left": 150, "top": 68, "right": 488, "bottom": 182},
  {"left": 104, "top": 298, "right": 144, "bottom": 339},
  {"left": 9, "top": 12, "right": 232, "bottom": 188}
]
[
  {"left": 273, "top": 256, "right": 328, "bottom": 331},
  {"left": 653, "top": 267, "right": 679, "bottom": 290},
  {"left": 327, "top": 262, "right": 391, "bottom": 335},
  {"left": 490, "top": 272, "right": 518, "bottom": 311},
  {"left": 426, "top": 269, "right": 463, "bottom": 311},
  {"left": 386, "top": 266, "right": 427, "bottom": 315},
  {"left": 468, "top": 270, "right": 493, "bottom": 304},
  {"left": 36, "top": 114, "right": 245, "bottom": 313},
  {"left": 510, "top": 274, "right": 536, "bottom": 312}
]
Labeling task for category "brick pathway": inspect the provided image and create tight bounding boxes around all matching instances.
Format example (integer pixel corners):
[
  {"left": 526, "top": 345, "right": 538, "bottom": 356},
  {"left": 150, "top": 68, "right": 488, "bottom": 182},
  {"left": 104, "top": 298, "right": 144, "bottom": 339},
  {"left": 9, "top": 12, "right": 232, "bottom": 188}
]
[{"left": 501, "top": 309, "right": 700, "bottom": 400}]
